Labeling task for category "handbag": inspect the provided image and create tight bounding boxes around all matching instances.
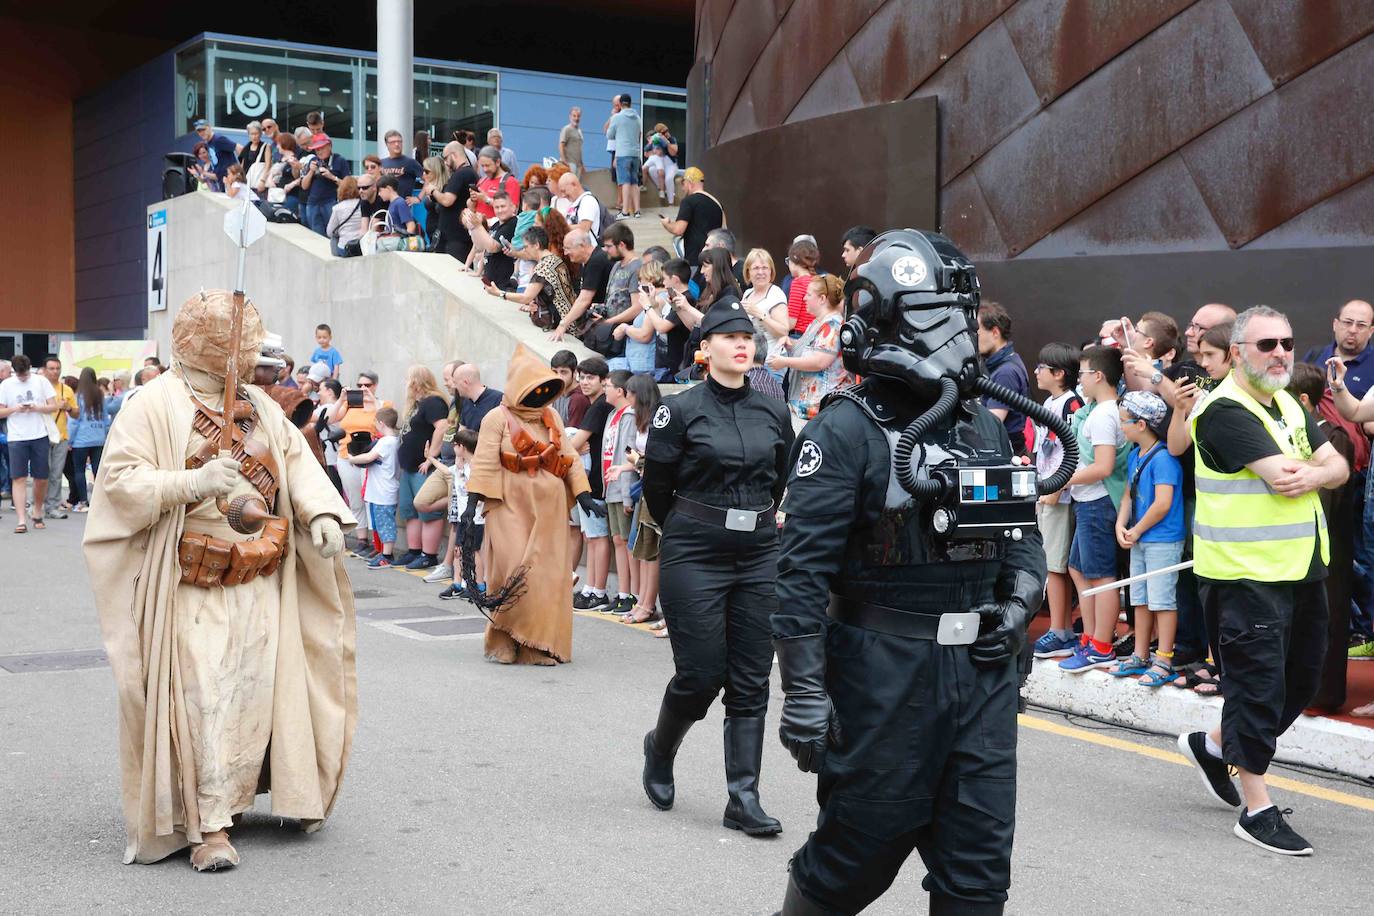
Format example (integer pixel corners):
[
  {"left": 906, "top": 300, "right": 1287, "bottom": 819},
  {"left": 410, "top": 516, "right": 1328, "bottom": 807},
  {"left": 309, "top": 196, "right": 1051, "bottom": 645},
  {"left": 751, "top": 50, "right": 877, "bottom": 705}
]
[
  {"left": 583, "top": 320, "right": 626, "bottom": 359},
  {"left": 43, "top": 411, "right": 61, "bottom": 445}
]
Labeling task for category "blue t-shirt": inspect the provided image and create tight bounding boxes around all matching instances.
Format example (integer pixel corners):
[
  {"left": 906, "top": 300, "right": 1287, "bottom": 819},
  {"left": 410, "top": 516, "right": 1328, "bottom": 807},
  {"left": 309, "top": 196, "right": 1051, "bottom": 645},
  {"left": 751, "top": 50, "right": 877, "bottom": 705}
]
[
  {"left": 1127, "top": 442, "right": 1184, "bottom": 542},
  {"left": 386, "top": 196, "right": 414, "bottom": 232},
  {"left": 310, "top": 345, "right": 344, "bottom": 375}
]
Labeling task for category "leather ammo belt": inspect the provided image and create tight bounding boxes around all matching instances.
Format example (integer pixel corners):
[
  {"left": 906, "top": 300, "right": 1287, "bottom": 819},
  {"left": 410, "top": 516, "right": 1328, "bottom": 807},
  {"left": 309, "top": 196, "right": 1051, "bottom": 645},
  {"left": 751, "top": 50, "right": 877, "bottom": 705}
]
[
  {"left": 179, "top": 517, "right": 290, "bottom": 588},
  {"left": 672, "top": 496, "right": 775, "bottom": 532},
  {"left": 185, "top": 393, "right": 280, "bottom": 507},
  {"left": 827, "top": 594, "right": 981, "bottom": 646}
]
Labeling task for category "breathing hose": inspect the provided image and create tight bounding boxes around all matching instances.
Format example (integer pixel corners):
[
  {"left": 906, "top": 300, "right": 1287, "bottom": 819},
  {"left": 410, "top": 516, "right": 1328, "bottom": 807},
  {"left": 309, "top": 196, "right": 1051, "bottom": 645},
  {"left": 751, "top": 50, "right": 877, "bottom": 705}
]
[
  {"left": 974, "top": 376, "right": 1079, "bottom": 495},
  {"left": 894, "top": 375, "right": 1080, "bottom": 499}
]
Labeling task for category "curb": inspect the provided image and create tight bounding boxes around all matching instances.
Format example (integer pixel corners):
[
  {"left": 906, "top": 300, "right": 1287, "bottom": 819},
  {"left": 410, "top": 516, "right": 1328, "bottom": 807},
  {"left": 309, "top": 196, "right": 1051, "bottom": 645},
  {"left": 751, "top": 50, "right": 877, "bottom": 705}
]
[{"left": 1024, "top": 660, "right": 1374, "bottom": 781}]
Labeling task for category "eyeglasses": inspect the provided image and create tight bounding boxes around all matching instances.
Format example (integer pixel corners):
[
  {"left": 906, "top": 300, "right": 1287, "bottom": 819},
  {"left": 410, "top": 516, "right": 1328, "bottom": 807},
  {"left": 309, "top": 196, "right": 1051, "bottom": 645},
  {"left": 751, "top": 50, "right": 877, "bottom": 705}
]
[
  {"left": 1186, "top": 322, "right": 1211, "bottom": 334},
  {"left": 1246, "top": 337, "right": 1295, "bottom": 353},
  {"left": 1337, "top": 318, "right": 1372, "bottom": 331}
]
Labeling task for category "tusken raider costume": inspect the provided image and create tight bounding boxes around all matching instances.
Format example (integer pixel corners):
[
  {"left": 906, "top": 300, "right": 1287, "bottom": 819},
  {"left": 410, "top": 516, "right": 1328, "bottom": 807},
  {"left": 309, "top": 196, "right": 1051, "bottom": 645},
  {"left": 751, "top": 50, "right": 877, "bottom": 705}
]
[{"left": 771, "top": 230, "right": 1077, "bottom": 915}]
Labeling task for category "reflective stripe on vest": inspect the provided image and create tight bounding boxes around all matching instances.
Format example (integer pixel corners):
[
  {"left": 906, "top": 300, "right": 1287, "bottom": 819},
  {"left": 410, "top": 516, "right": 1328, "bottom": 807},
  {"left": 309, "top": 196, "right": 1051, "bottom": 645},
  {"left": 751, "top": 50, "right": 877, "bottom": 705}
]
[{"left": 1189, "top": 373, "right": 1329, "bottom": 581}]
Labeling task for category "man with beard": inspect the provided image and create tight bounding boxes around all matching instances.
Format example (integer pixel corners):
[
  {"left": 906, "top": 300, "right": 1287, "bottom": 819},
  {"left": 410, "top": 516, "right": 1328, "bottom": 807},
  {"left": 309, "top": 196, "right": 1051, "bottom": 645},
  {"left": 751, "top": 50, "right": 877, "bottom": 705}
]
[
  {"left": 1178, "top": 306, "right": 1347, "bottom": 856},
  {"left": 1303, "top": 299, "right": 1374, "bottom": 397}
]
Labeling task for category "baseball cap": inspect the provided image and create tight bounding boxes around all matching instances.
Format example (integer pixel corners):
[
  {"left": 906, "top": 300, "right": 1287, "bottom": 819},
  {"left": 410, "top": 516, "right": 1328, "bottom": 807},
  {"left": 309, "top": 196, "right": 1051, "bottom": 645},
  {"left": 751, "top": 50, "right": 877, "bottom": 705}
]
[
  {"left": 307, "top": 361, "right": 331, "bottom": 384},
  {"left": 192, "top": 119, "right": 209, "bottom": 130},
  {"left": 683, "top": 167, "right": 704, "bottom": 183},
  {"left": 308, "top": 133, "right": 332, "bottom": 150}
]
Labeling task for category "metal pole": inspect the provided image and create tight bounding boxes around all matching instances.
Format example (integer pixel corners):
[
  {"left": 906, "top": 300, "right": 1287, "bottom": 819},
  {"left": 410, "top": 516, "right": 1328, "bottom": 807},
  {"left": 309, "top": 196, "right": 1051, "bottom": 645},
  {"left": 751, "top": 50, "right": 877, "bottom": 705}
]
[
  {"left": 1080, "top": 560, "right": 1195, "bottom": 597},
  {"left": 376, "top": 0, "right": 414, "bottom": 157}
]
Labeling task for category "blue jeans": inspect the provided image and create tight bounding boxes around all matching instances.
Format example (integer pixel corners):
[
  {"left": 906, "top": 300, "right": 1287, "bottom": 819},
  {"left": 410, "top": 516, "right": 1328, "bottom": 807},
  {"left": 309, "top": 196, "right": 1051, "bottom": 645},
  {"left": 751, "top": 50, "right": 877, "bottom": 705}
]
[{"left": 304, "top": 198, "right": 332, "bottom": 236}]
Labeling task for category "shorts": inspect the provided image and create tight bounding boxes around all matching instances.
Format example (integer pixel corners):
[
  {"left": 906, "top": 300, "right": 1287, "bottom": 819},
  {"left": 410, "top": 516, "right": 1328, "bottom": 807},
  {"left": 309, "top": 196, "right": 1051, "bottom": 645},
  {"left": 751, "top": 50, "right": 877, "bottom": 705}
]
[
  {"left": 615, "top": 156, "right": 642, "bottom": 185},
  {"left": 1037, "top": 499, "right": 1074, "bottom": 574},
  {"left": 607, "top": 500, "right": 634, "bottom": 539},
  {"left": 399, "top": 469, "right": 445, "bottom": 522},
  {"left": 1068, "top": 495, "right": 1117, "bottom": 580},
  {"left": 1129, "top": 540, "right": 1184, "bottom": 610},
  {"left": 367, "top": 501, "right": 398, "bottom": 546},
  {"left": 577, "top": 498, "right": 609, "bottom": 538},
  {"left": 7, "top": 437, "right": 48, "bottom": 479}
]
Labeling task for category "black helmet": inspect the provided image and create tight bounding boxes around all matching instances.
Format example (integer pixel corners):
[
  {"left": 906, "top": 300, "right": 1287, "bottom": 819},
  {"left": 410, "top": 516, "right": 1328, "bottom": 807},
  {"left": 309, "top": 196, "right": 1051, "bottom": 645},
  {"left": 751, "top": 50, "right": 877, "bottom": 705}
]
[{"left": 839, "top": 229, "right": 982, "bottom": 401}]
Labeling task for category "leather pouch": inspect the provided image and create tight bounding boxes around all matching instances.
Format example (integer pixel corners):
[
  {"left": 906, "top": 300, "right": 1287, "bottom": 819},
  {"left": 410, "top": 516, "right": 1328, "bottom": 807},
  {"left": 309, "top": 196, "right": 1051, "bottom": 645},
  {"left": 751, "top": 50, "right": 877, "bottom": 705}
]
[
  {"left": 258, "top": 518, "right": 291, "bottom": 577},
  {"left": 226, "top": 537, "right": 271, "bottom": 586},
  {"left": 179, "top": 533, "right": 209, "bottom": 585},
  {"left": 197, "top": 537, "right": 233, "bottom": 588}
]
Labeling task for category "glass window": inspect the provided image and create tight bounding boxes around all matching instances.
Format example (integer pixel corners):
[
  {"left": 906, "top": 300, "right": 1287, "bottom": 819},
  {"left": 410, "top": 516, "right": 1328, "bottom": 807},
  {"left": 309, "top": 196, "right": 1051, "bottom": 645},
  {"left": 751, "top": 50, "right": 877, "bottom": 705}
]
[
  {"left": 175, "top": 43, "right": 207, "bottom": 135},
  {"left": 412, "top": 64, "right": 496, "bottom": 150},
  {"left": 643, "top": 89, "right": 688, "bottom": 167}
]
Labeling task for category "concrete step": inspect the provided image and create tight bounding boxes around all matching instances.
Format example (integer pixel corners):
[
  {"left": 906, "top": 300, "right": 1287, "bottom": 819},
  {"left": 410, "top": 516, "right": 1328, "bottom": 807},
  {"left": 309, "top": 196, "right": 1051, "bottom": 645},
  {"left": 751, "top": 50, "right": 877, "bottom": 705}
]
[{"left": 583, "top": 167, "right": 684, "bottom": 212}]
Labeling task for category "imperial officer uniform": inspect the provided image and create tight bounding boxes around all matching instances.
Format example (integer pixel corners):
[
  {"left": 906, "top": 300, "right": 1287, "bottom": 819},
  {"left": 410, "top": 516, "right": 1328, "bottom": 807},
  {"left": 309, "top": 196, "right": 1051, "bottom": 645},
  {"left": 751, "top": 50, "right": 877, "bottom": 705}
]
[
  {"left": 640, "top": 302, "right": 796, "bottom": 835},
  {"left": 771, "top": 231, "right": 1065, "bottom": 915}
]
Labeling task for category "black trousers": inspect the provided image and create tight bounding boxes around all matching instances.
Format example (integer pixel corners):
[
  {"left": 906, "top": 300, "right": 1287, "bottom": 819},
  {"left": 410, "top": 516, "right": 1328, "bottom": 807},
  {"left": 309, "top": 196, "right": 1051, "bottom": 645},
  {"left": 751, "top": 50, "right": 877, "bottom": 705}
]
[
  {"left": 791, "top": 624, "right": 1019, "bottom": 913},
  {"left": 657, "top": 511, "right": 776, "bottom": 721},
  {"left": 1200, "top": 578, "right": 1328, "bottom": 775}
]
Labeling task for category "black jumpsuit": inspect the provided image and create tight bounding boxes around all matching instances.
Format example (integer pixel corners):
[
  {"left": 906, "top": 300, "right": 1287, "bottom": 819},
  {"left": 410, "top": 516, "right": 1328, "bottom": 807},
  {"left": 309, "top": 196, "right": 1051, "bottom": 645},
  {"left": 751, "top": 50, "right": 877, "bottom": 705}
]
[
  {"left": 644, "top": 375, "right": 795, "bottom": 721},
  {"left": 776, "top": 379, "right": 1046, "bottom": 913}
]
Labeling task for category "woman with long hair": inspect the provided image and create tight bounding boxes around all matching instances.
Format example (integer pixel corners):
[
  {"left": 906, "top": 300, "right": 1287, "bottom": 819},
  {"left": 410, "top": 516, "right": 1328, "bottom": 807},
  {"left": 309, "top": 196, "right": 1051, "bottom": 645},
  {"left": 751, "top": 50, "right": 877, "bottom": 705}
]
[
  {"left": 769, "top": 274, "right": 849, "bottom": 421},
  {"left": 617, "top": 374, "right": 664, "bottom": 628},
  {"left": 395, "top": 365, "right": 451, "bottom": 570},
  {"left": 68, "top": 366, "right": 110, "bottom": 513},
  {"left": 420, "top": 154, "right": 450, "bottom": 245},
  {"left": 538, "top": 207, "right": 575, "bottom": 277},
  {"left": 413, "top": 130, "right": 430, "bottom": 164},
  {"left": 639, "top": 305, "right": 795, "bottom": 837},
  {"left": 697, "top": 247, "right": 740, "bottom": 311},
  {"left": 327, "top": 176, "right": 366, "bottom": 257}
]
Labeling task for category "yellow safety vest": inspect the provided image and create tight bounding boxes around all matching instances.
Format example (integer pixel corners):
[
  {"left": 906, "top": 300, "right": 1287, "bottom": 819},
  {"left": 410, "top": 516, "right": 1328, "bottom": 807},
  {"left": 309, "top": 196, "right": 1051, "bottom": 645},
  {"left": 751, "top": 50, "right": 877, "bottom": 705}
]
[{"left": 1189, "top": 373, "right": 1328, "bottom": 581}]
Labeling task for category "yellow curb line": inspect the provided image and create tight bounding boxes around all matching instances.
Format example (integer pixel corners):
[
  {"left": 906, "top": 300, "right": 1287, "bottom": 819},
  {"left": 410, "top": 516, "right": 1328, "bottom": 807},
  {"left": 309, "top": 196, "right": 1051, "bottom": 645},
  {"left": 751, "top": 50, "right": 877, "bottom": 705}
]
[
  {"left": 1019, "top": 713, "right": 1374, "bottom": 812},
  {"left": 574, "top": 609, "right": 660, "bottom": 634}
]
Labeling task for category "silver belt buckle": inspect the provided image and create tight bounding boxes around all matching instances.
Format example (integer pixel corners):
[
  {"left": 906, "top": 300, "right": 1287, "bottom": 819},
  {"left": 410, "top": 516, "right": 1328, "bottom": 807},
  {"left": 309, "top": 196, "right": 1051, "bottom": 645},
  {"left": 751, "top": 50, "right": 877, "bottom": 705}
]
[
  {"left": 937, "top": 612, "right": 981, "bottom": 646},
  {"left": 724, "top": 508, "right": 757, "bottom": 532}
]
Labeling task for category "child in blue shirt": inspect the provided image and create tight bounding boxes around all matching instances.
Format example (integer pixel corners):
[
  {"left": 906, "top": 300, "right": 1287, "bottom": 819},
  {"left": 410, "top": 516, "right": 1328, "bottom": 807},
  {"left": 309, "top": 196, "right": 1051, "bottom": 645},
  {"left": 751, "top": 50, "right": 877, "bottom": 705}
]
[
  {"left": 310, "top": 323, "right": 344, "bottom": 379},
  {"left": 1112, "top": 390, "right": 1185, "bottom": 687}
]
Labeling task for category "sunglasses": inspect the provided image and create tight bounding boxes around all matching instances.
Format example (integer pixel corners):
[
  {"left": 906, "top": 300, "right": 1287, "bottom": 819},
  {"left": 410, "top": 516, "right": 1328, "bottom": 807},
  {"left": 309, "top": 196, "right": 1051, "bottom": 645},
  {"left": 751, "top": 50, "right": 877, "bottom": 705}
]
[{"left": 1246, "top": 337, "right": 1295, "bottom": 353}]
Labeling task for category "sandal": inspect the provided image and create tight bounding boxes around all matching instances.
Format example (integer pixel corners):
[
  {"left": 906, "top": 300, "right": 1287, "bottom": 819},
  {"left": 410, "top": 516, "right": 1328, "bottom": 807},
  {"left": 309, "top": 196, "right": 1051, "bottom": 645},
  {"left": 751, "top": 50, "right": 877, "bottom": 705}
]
[
  {"left": 1138, "top": 662, "right": 1175, "bottom": 688},
  {"left": 1108, "top": 655, "right": 1150, "bottom": 678},
  {"left": 622, "top": 605, "right": 660, "bottom": 625},
  {"left": 1175, "top": 662, "right": 1218, "bottom": 689},
  {"left": 13, "top": 523, "right": 26, "bottom": 534},
  {"left": 32, "top": 519, "right": 45, "bottom": 530}
]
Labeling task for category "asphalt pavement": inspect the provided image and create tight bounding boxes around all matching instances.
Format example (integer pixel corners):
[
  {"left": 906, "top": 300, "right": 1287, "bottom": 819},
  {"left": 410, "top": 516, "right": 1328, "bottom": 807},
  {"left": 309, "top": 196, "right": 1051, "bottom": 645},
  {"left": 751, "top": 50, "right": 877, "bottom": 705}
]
[{"left": 2, "top": 514, "right": 1371, "bottom": 914}]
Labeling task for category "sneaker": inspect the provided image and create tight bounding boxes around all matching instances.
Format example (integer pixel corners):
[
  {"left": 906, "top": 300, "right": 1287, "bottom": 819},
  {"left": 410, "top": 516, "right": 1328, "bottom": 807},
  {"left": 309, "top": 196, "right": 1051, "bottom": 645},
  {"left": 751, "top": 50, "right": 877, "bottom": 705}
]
[
  {"left": 1059, "top": 645, "right": 1114, "bottom": 673},
  {"left": 1349, "top": 639, "right": 1374, "bottom": 661},
  {"left": 395, "top": 549, "right": 421, "bottom": 566},
  {"left": 573, "top": 591, "right": 611, "bottom": 612},
  {"left": 1234, "top": 807, "right": 1313, "bottom": 856},
  {"left": 608, "top": 594, "right": 636, "bottom": 615},
  {"left": 1033, "top": 631, "right": 1078, "bottom": 659},
  {"left": 45, "top": 509, "right": 68, "bottom": 520},
  {"left": 1113, "top": 633, "right": 1135, "bottom": 659},
  {"left": 73, "top": 502, "right": 89, "bottom": 513},
  {"left": 354, "top": 544, "right": 377, "bottom": 560},
  {"left": 367, "top": 554, "right": 393, "bottom": 569},
  {"left": 631, "top": 211, "right": 642, "bottom": 219},
  {"left": 439, "top": 583, "right": 468, "bottom": 601},
  {"left": 1177, "top": 732, "right": 1242, "bottom": 807},
  {"left": 406, "top": 553, "right": 439, "bottom": 571},
  {"left": 423, "top": 563, "right": 454, "bottom": 583}
]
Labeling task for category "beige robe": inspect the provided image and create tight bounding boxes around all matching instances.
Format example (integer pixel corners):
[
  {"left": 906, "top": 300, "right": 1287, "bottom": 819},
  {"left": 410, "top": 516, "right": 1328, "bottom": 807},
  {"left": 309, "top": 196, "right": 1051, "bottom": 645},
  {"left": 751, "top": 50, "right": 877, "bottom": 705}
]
[{"left": 83, "top": 371, "right": 357, "bottom": 864}]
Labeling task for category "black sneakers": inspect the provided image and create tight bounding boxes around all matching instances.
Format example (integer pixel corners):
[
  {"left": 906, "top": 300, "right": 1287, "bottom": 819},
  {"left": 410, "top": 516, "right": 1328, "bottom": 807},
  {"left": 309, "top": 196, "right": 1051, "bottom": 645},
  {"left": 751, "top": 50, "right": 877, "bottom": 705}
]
[
  {"left": 573, "top": 591, "right": 611, "bottom": 612},
  {"left": 1234, "top": 806, "right": 1314, "bottom": 856},
  {"left": 1178, "top": 732, "right": 1242, "bottom": 807}
]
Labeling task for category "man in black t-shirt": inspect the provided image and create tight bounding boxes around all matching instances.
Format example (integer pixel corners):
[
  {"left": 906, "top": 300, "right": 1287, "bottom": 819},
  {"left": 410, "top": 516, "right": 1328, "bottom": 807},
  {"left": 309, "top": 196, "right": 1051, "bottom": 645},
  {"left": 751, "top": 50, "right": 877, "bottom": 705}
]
[
  {"left": 660, "top": 167, "right": 723, "bottom": 266},
  {"left": 567, "top": 358, "right": 614, "bottom": 611},
  {"left": 467, "top": 191, "right": 519, "bottom": 290},
  {"left": 1178, "top": 306, "right": 1348, "bottom": 858},
  {"left": 396, "top": 390, "right": 452, "bottom": 570},
  {"left": 380, "top": 129, "right": 424, "bottom": 199},
  {"left": 425, "top": 141, "right": 479, "bottom": 261},
  {"left": 550, "top": 229, "right": 612, "bottom": 341}
]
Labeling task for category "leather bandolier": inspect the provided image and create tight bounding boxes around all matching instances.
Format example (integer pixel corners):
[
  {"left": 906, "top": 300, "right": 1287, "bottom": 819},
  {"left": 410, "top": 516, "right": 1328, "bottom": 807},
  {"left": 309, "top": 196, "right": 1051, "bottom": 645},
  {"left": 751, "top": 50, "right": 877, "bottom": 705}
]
[
  {"left": 498, "top": 406, "right": 576, "bottom": 478},
  {"left": 178, "top": 392, "right": 291, "bottom": 588}
]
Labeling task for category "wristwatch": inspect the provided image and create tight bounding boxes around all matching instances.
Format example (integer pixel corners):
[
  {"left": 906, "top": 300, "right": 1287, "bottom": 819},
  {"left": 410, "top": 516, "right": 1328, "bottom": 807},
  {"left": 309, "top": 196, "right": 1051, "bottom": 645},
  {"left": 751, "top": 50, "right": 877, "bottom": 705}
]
[{"left": 1150, "top": 370, "right": 1163, "bottom": 386}]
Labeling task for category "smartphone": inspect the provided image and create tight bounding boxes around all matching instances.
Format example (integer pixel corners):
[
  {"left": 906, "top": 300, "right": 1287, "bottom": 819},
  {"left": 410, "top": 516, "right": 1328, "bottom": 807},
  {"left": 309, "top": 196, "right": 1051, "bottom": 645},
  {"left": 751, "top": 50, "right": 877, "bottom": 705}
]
[
  {"left": 346, "top": 388, "right": 364, "bottom": 408},
  {"left": 500, "top": 237, "right": 513, "bottom": 251},
  {"left": 1120, "top": 316, "right": 1136, "bottom": 350},
  {"left": 639, "top": 284, "right": 653, "bottom": 296}
]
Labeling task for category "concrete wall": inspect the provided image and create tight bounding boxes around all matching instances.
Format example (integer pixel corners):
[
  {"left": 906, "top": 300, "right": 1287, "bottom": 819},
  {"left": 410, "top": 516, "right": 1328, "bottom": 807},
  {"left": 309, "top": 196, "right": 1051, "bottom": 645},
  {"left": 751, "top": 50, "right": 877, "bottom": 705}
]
[{"left": 147, "top": 192, "right": 591, "bottom": 406}]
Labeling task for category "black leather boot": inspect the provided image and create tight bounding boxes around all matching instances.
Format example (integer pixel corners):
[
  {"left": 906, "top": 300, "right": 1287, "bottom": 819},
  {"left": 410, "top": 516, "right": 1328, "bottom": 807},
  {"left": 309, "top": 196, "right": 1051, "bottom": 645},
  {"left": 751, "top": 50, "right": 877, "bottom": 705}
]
[
  {"left": 642, "top": 702, "right": 694, "bottom": 810},
  {"left": 929, "top": 893, "right": 1003, "bottom": 915},
  {"left": 776, "top": 872, "right": 836, "bottom": 915},
  {"left": 722, "top": 716, "right": 782, "bottom": 836}
]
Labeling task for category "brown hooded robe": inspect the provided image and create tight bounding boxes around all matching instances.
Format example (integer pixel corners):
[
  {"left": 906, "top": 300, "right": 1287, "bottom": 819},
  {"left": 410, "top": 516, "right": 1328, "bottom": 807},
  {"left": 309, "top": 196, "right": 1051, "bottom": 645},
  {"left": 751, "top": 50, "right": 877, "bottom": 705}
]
[
  {"left": 467, "top": 345, "right": 590, "bottom": 663},
  {"left": 83, "top": 370, "right": 358, "bottom": 863}
]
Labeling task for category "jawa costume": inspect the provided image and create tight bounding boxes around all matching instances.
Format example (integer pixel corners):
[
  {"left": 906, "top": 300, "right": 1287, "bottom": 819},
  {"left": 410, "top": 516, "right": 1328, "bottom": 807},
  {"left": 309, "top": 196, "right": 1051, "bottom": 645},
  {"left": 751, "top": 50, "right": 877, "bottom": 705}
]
[
  {"left": 464, "top": 344, "right": 598, "bottom": 665},
  {"left": 83, "top": 291, "right": 357, "bottom": 870}
]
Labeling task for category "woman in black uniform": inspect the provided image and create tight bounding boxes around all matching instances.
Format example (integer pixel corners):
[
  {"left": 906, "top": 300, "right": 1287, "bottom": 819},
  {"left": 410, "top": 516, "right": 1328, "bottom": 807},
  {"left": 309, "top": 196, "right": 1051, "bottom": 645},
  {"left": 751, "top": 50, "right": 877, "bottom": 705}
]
[{"left": 640, "top": 301, "right": 796, "bottom": 836}]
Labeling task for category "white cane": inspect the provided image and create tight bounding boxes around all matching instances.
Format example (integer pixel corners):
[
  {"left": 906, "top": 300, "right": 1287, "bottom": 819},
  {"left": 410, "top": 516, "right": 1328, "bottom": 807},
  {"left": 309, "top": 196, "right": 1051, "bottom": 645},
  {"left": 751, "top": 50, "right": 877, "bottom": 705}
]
[{"left": 1080, "top": 560, "right": 1194, "bottom": 597}]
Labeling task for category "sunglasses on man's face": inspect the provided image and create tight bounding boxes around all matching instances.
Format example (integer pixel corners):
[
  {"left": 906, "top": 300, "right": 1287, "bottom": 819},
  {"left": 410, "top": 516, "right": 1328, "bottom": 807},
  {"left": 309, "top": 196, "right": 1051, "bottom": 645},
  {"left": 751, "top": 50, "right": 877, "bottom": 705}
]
[{"left": 1247, "top": 337, "right": 1295, "bottom": 353}]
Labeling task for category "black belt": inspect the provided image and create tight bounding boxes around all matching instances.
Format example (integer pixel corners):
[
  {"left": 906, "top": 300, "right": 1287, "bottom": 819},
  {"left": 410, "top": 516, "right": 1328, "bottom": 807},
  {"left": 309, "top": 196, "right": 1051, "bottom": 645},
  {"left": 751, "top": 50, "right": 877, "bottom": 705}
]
[
  {"left": 827, "top": 595, "right": 982, "bottom": 646},
  {"left": 673, "top": 497, "right": 775, "bottom": 532}
]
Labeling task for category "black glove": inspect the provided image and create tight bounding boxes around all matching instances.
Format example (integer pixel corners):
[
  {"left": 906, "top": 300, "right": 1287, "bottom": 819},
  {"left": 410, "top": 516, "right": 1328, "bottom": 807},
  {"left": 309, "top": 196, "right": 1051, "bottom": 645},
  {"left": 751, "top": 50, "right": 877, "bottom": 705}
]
[
  {"left": 968, "top": 569, "right": 1044, "bottom": 670},
  {"left": 576, "top": 492, "right": 607, "bottom": 518},
  {"left": 774, "top": 633, "right": 840, "bottom": 773},
  {"left": 460, "top": 496, "right": 479, "bottom": 527}
]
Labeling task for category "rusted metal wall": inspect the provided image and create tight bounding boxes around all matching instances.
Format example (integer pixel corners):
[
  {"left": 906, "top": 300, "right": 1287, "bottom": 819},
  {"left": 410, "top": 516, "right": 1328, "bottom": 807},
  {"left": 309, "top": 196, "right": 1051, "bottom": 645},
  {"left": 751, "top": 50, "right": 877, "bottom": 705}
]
[{"left": 690, "top": 0, "right": 1374, "bottom": 358}]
